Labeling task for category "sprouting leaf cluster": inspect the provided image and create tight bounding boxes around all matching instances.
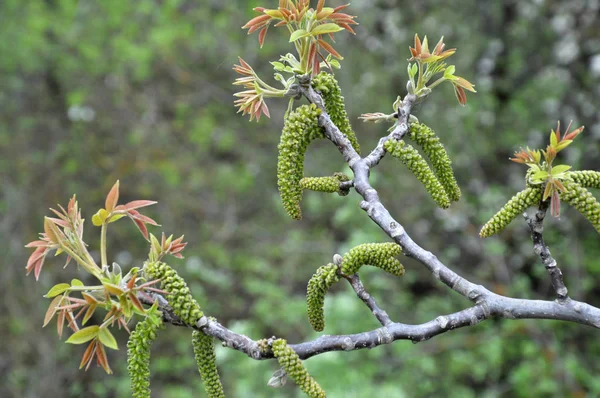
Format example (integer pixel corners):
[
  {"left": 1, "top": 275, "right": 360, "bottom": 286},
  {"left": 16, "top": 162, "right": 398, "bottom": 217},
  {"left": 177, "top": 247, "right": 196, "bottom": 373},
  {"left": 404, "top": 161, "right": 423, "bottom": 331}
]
[
  {"left": 406, "top": 34, "right": 476, "bottom": 105},
  {"left": 25, "top": 182, "right": 179, "bottom": 374},
  {"left": 511, "top": 121, "right": 584, "bottom": 217},
  {"left": 481, "top": 121, "right": 599, "bottom": 238},
  {"left": 234, "top": 0, "right": 357, "bottom": 121}
]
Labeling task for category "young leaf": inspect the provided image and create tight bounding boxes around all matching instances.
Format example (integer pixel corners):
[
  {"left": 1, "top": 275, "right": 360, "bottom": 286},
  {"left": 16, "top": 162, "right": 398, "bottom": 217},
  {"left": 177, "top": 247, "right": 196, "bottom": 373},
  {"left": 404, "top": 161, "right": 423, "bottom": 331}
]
[
  {"left": 311, "top": 23, "right": 345, "bottom": 36},
  {"left": 551, "top": 165, "right": 571, "bottom": 175},
  {"left": 45, "top": 283, "right": 71, "bottom": 298},
  {"left": 289, "top": 29, "right": 309, "bottom": 42},
  {"left": 98, "top": 327, "right": 119, "bottom": 350},
  {"left": 66, "top": 325, "right": 99, "bottom": 344},
  {"left": 43, "top": 295, "right": 64, "bottom": 327},
  {"left": 71, "top": 279, "right": 84, "bottom": 287},
  {"left": 105, "top": 181, "right": 120, "bottom": 213}
]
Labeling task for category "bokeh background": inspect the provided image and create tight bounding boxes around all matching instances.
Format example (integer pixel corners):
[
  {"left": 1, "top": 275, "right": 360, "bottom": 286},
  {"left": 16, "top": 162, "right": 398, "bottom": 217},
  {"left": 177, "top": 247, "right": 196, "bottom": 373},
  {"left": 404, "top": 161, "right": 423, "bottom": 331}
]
[{"left": 1, "top": 0, "right": 599, "bottom": 397}]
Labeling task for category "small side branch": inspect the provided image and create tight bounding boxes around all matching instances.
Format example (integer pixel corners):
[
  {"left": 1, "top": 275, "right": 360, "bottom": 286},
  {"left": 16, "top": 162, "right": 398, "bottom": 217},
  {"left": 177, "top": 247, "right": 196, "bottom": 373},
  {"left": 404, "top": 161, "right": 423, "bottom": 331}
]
[
  {"left": 524, "top": 200, "right": 569, "bottom": 300},
  {"left": 344, "top": 274, "right": 393, "bottom": 326}
]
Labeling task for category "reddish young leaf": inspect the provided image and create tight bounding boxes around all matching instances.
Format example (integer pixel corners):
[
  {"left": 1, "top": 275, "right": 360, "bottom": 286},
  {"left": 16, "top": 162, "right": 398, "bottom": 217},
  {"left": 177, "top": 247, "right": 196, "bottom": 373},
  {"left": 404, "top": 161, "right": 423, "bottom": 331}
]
[
  {"left": 127, "top": 210, "right": 159, "bottom": 226},
  {"left": 121, "top": 200, "right": 157, "bottom": 211},
  {"left": 79, "top": 340, "right": 97, "bottom": 370},
  {"left": 105, "top": 181, "right": 120, "bottom": 213},
  {"left": 95, "top": 343, "right": 112, "bottom": 374},
  {"left": 129, "top": 293, "right": 145, "bottom": 313},
  {"left": 43, "top": 295, "right": 64, "bottom": 327},
  {"left": 132, "top": 218, "right": 149, "bottom": 241},
  {"left": 317, "top": 38, "right": 342, "bottom": 59},
  {"left": 258, "top": 25, "right": 269, "bottom": 48}
]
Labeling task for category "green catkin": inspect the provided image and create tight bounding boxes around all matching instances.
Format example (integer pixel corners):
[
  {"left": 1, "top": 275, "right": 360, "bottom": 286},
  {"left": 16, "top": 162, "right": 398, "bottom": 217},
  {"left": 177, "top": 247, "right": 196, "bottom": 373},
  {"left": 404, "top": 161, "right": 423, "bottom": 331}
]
[
  {"left": 306, "top": 263, "right": 340, "bottom": 332},
  {"left": 192, "top": 331, "right": 225, "bottom": 398},
  {"left": 479, "top": 187, "right": 543, "bottom": 238},
  {"left": 408, "top": 123, "right": 461, "bottom": 202},
  {"left": 300, "top": 173, "right": 350, "bottom": 195},
  {"left": 144, "top": 261, "right": 203, "bottom": 325},
  {"left": 560, "top": 181, "right": 600, "bottom": 233},
  {"left": 384, "top": 139, "right": 451, "bottom": 209},
  {"left": 127, "top": 317, "right": 163, "bottom": 398},
  {"left": 277, "top": 104, "right": 324, "bottom": 220},
  {"left": 272, "top": 339, "right": 326, "bottom": 398},
  {"left": 566, "top": 170, "right": 600, "bottom": 190},
  {"left": 311, "top": 72, "right": 361, "bottom": 153},
  {"left": 340, "top": 243, "right": 404, "bottom": 276}
]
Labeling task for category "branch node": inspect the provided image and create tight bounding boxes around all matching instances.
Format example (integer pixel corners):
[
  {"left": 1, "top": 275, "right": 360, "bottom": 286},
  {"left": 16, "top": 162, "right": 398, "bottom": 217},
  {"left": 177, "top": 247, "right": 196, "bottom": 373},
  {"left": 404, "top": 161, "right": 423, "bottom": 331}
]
[
  {"left": 435, "top": 315, "right": 449, "bottom": 329},
  {"left": 377, "top": 327, "right": 393, "bottom": 344},
  {"left": 342, "top": 337, "right": 355, "bottom": 351}
]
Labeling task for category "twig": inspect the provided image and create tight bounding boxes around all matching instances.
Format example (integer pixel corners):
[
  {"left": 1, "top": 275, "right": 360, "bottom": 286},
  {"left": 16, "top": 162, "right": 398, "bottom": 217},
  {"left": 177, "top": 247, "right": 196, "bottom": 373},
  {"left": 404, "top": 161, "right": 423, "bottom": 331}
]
[
  {"left": 344, "top": 274, "right": 393, "bottom": 326},
  {"left": 524, "top": 200, "right": 569, "bottom": 300}
]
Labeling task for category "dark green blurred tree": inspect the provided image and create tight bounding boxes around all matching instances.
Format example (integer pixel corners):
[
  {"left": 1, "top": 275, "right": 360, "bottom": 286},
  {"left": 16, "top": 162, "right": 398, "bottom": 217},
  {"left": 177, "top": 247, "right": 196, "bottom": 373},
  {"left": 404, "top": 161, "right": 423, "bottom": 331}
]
[{"left": 1, "top": 0, "right": 599, "bottom": 397}]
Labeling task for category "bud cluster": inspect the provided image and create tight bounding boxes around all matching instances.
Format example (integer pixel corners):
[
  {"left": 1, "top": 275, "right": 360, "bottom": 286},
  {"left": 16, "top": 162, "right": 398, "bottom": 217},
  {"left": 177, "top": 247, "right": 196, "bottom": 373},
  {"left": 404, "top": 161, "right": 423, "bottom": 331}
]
[
  {"left": 409, "top": 123, "right": 461, "bottom": 202},
  {"left": 306, "top": 263, "right": 340, "bottom": 331},
  {"left": 340, "top": 243, "right": 404, "bottom": 276},
  {"left": 480, "top": 187, "right": 543, "bottom": 238},
  {"left": 272, "top": 339, "right": 326, "bottom": 398},
  {"left": 277, "top": 104, "right": 324, "bottom": 220},
  {"left": 311, "top": 72, "right": 361, "bottom": 153},
  {"left": 192, "top": 330, "right": 225, "bottom": 398},
  {"left": 384, "top": 139, "right": 451, "bottom": 209},
  {"left": 143, "top": 262, "right": 203, "bottom": 325},
  {"left": 127, "top": 317, "right": 163, "bottom": 398}
]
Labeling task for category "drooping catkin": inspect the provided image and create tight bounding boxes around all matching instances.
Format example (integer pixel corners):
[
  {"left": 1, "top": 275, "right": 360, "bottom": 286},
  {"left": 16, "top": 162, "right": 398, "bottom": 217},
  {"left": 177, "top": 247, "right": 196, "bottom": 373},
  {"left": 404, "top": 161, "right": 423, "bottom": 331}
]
[
  {"left": 340, "top": 243, "right": 404, "bottom": 276},
  {"left": 408, "top": 123, "right": 461, "bottom": 202},
  {"left": 306, "top": 263, "right": 340, "bottom": 332},
  {"left": 300, "top": 172, "right": 350, "bottom": 195},
  {"left": 384, "top": 139, "right": 451, "bottom": 209},
  {"left": 144, "top": 261, "right": 203, "bottom": 325},
  {"left": 566, "top": 170, "right": 600, "bottom": 190},
  {"left": 127, "top": 317, "right": 163, "bottom": 398},
  {"left": 479, "top": 187, "right": 542, "bottom": 238},
  {"left": 560, "top": 180, "right": 600, "bottom": 233},
  {"left": 272, "top": 339, "right": 326, "bottom": 398},
  {"left": 277, "top": 104, "right": 324, "bottom": 220},
  {"left": 192, "top": 331, "right": 225, "bottom": 398},
  {"left": 311, "top": 72, "right": 360, "bottom": 153}
]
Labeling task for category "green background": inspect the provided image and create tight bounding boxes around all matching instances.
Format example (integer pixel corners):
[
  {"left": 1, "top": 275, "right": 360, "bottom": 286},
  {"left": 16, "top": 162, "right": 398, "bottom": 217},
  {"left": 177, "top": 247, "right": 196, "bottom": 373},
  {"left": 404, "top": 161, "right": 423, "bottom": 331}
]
[{"left": 1, "top": 0, "right": 599, "bottom": 397}]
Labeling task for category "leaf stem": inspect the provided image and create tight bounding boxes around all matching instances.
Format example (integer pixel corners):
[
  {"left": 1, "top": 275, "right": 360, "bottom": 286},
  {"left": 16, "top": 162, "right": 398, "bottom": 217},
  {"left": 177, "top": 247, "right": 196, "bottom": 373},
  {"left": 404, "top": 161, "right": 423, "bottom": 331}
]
[{"left": 101, "top": 223, "right": 107, "bottom": 267}]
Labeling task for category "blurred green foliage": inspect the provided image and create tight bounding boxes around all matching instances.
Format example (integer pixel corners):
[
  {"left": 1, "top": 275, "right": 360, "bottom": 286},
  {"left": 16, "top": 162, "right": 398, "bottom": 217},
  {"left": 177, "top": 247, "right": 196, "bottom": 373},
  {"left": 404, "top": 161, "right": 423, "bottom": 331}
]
[{"left": 1, "top": 0, "right": 599, "bottom": 397}]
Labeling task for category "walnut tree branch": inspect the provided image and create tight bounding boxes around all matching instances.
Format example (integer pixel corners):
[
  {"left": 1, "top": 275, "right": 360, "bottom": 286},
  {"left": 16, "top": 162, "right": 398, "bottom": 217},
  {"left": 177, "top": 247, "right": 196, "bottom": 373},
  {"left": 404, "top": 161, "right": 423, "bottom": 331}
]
[
  {"left": 524, "top": 200, "right": 569, "bottom": 300},
  {"left": 344, "top": 274, "right": 393, "bottom": 326}
]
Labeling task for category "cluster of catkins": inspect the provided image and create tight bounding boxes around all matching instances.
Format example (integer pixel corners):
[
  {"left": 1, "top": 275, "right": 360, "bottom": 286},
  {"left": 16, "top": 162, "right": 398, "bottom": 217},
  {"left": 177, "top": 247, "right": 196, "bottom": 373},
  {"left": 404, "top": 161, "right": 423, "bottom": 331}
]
[
  {"left": 480, "top": 170, "right": 600, "bottom": 237},
  {"left": 127, "top": 317, "right": 163, "bottom": 398},
  {"left": 138, "top": 262, "right": 224, "bottom": 397},
  {"left": 193, "top": 330, "right": 225, "bottom": 398},
  {"left": 306, "top": 243, "right": 403, "bottom": 332},
  {"left": 272, "top": 339, "right": 327, "bottom": 398},
  {"left": 385, "top": 123, "right": 460, "bottom": 209},
  {"left": 277, "top": 72, "right": 359, "bottom": 220}
]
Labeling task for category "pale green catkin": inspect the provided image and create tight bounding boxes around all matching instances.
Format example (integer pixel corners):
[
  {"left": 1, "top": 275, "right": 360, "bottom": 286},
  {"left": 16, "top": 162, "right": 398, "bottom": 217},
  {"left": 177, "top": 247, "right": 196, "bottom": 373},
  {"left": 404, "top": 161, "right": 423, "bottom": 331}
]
[
  {"left": 340, "top": 243, "right": 404, "bottom": 276},
  {"left": 144, "top": 261, "right": 203, "bottom": 325},
  {"left": 192, "top": 331, "right": 225, "bottom": 398},
  {"left": 566, "top": 170, "right": 600, "bottom": 190},
  {"left": 409, "top": 123, "right": 461, "bottom": 202},
  {"left": 384, "top": 139, "right": 451, "bottom": 209},
  {"left": 560, "top": 180, "right": 600, "bottom": 233},
  {"left": 127, "top": 317, "right": 163, "bottom": 398},
  {"left": 272, "top": 339, "right": 326, "bottom": 398},
  {"left": 277, "top": 104, "right": 324, "bottom": 220},
  {"left": 300, "top": 172, "right": 350, "bottom": 195},
  {"left": 311, "top": 72, "right": 361, "bottom": 153},
  {"left": 479, "top": 187, "right": 542, "bottom": 238},
  {"left": 306, "top": 263, "right": 340, "bottom": 332}
]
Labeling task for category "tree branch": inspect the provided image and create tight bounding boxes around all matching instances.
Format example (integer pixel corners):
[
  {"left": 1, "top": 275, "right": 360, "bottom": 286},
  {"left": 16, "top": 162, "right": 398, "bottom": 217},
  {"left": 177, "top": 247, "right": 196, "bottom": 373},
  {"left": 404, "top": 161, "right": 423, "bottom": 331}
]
[
  {"left": 344, "top": 274, "right": 393, "bottom": 326},
  {"left": 144, "top": 78, "right": 600, "bottom": 369},
  {"left": 524, "top": 200, "right": 569, "bottom": 300}
]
